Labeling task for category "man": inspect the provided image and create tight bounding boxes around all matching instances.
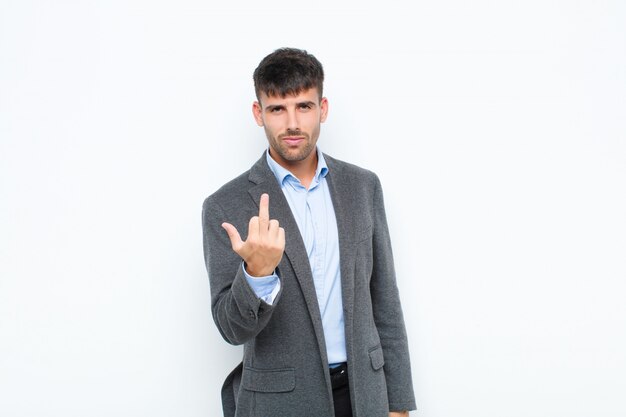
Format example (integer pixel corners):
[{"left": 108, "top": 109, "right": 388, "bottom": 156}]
[{"left": 203, "top": 48, "right": 416, "bottom": 417}]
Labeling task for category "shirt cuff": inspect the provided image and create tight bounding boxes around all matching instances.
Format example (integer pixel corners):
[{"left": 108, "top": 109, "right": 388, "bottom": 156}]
[{"left": 242, "top": 262, "right": 281, "bottom": 305}]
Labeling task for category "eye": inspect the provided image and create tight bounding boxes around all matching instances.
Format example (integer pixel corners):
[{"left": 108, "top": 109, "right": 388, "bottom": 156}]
[
  {"left": 298, "top": 103, "right": 312, "bottom": 110},
  {"left": 270, "top": 107, "right": 284, "bottom": 113}
]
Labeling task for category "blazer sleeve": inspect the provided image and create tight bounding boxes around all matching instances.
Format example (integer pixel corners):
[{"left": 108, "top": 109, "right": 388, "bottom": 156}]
[
  {"left": 202, "top": 195, "right": 281, "bottom": 345},
  {"left": 369, "top": 175, "right": 417, "bottom": 412}
]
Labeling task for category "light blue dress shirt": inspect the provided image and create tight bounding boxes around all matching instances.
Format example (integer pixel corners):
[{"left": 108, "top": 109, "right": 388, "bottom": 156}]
[{"left": 243, "top": 148, "right": 346, "bottom": 365}]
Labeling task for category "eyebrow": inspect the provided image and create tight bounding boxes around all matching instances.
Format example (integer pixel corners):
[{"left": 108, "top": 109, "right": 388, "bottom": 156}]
[
  {"left": 264, "top": 104, "right": 284, "bottom": 112},
  {"left": 265, "top": 101, "right": 317, "bottom": 111}
]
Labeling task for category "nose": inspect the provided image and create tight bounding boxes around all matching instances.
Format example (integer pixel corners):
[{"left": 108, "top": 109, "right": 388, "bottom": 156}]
[{"left": 286, "top": 108, "right": 299, "bottom": 131}]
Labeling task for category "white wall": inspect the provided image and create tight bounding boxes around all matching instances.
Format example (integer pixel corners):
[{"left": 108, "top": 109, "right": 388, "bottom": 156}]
[{"left": 1, "top": 1, "right": 625, "bottom": 416}]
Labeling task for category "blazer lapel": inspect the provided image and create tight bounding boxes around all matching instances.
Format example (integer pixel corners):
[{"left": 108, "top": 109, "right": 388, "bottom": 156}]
[
  {"left": 247, "top": 152, "right": 329, "bottom": 366},
  {"left": 323, "top": 155, "right": 356, "bottom": 357}
]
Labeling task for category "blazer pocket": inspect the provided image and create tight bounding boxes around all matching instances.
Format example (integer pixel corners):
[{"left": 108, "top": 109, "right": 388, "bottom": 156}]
[
  {"left": 368, "top": 345, "right": 385, "bottom": 371},
  {"left": 241, "top": 366, "right": 295, "bottom": 393}
]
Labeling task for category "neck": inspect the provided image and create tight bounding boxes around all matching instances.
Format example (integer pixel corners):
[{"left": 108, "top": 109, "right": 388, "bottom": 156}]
[{"left": 270, "top": 149, "right": 318, "bottom": 189}]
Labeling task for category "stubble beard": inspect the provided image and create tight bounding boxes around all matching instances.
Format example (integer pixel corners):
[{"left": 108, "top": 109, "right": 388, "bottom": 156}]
[{"left": 268, "top": 130, "right": 316, "bottom": 163}]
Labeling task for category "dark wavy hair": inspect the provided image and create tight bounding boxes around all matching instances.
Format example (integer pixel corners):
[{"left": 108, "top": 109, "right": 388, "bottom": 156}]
[{"left": 253, "top": 48, "right": 324, "bottom": 102}]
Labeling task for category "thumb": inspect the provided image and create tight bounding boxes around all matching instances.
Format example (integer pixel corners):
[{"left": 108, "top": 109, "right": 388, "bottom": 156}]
[{"left": 221, "top": 222, "right": 244, "bottom": 253}]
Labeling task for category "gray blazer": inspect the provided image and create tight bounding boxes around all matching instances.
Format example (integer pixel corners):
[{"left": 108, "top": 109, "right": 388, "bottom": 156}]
[{"left": 202, "top": 152, "right": 416, "bottom": 417}]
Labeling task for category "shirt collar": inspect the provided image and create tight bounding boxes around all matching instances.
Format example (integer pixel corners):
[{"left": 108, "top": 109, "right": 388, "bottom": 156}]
[{"left": 266, "top": 147, "right": 329, "bottom": 186}]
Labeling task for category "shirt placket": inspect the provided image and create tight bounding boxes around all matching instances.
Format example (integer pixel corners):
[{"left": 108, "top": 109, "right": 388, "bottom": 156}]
[{"left": 309, "top": 187, "right": 327, "bottom": 313}]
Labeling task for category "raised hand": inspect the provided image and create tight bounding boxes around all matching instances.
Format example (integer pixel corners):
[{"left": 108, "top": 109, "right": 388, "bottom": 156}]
[{"left": 221, "top": 193, "right": 285, "bottom": 277}]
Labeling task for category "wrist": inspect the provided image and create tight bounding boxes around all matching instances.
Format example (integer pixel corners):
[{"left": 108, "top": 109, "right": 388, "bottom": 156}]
[{"left": 244, "top": 263, "right": 273, "bottom": 278}]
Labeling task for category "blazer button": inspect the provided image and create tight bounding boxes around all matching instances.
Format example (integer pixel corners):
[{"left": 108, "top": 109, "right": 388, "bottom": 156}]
[{"left": 248, "top": 309, "right": 256, "bottom": 319}]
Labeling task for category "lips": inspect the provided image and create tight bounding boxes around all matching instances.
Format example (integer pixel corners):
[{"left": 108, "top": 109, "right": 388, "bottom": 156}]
[{"left": 283, "top": 137, "right": 305, "bottom": 145}]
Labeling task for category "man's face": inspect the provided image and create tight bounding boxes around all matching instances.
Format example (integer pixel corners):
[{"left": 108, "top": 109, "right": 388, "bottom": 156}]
[{"left": 252, "top": 88, "right": 328, "bottom": 167}]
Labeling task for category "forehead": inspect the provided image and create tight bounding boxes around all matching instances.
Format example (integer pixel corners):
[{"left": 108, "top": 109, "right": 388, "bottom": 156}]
[{"left": 259, "top": 87, "right": 320, "bottom": 106}]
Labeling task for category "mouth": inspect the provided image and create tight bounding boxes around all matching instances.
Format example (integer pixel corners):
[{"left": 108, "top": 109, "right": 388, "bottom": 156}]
[{"left": 282, "top": 136, "right": 305, "bottom": 145}]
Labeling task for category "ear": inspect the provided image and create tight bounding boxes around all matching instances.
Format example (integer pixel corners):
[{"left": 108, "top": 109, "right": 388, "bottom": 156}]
[
  {"left": 320, "top": 97, "right": 329, "bottom": 123},
  {"left": 252, "top": 101, "right": 264, "bottom": 126}
]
